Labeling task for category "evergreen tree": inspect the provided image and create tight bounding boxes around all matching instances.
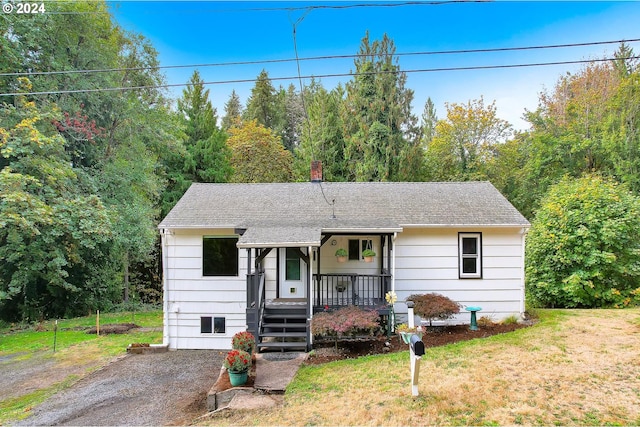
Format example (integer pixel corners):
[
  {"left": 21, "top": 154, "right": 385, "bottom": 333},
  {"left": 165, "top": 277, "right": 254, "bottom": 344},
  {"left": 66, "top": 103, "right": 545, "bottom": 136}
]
[
  {"left": 221, "top": 90, "right": 243, "bottom": 130},
  {"left": 343, "top": 33, "right": 423, "bottom": 181},
  {"left": 281, "top": 84, "right": 305, "bottom": 152},
  {"left": 295, "top": 81, "right": 347, "bottom": 181},
  {"left": 244, "top": 70, "right": 279, "bottom": 129},
  {"left": 177, "top": 70, "right": 218, "bottom": 145},
  {"left": 174, "top": 70, "right": 231, "bottom": 185},
  {"left": 421, "top": 97, "right": 438, "bottom": 147}
]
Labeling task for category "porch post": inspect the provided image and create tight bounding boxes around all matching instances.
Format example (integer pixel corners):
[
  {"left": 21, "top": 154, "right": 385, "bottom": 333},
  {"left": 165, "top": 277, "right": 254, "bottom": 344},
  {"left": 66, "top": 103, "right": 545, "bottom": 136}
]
[
  {"left": 246, "top": 248, "right": 252, "bottom": 307},
  {"left": 391, "top": 233, "right": 396, "bottom": 293},
  {"left": 307, "top": 246, "right": 313, "bottom": 349}
]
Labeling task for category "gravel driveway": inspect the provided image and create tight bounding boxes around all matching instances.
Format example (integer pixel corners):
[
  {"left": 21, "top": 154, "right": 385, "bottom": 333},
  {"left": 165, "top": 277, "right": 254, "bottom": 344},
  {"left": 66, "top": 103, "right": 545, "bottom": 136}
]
[{"left": 16, "top": 350, "right": 223, "bottom": 426}]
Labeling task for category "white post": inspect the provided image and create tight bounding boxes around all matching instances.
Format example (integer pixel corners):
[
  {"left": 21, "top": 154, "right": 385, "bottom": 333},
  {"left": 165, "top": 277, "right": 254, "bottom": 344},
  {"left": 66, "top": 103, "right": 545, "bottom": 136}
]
[{"left": 407, "top": 301, "right": 421, "bottom": 397}]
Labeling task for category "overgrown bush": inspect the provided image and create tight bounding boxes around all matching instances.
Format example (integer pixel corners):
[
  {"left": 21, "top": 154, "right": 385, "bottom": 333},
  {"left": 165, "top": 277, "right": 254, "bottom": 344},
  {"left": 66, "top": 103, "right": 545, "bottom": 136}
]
[
  {"left": 406, "top": 293, "right": 461, "bottom": 326},
  {"left": 526, "top": 175, "right": 640, "bottom": 308},
  {"left": 311, "top": 306, "right": 380, "bottom": 345}
]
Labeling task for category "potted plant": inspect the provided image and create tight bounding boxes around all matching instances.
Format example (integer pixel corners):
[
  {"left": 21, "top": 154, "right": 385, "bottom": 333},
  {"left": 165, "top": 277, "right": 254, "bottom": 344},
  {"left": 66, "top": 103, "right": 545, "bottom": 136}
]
[
  {"left": 362, "top": 248, "right": 376, "bottom": 262},
  {"left": 335, "top": 248, "right": 347, "bottom": 263},
  {"left": 231, "top": 330, "right": 255, "bottom": 355},
  {"left": 223, "top": 349, "right": 252, "bottom": 386}
]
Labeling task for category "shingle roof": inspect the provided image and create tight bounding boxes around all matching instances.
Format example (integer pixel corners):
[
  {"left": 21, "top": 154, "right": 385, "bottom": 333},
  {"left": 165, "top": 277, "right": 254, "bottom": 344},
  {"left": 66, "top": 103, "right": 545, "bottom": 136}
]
[{"left": 159, "top": 182, "right": 529, "bottom": 247}]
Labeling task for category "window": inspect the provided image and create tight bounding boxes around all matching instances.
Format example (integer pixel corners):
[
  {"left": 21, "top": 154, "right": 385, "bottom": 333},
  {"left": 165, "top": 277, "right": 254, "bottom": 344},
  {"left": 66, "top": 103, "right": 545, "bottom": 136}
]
[
  {"left": 201, "top": 316, "right": 226, "bottom": 334},
  {"left": 285, "top": 248, "right": 301, "bottom": 280},
  {"left": 201, "top": 316, "right": 212, "bottom": 333},
  {"left": 459, "top": 233, "right": 482, "bottom": 278},
  {"left": 348, "top": 239, "right": 360, "bottom": 261},
  {"left": 214, "top": 317, "right": 226, "bottom": 333},
  {"left": 348, "top": 239, "right": 374, "bottom": 261},
  {"left": 203, "top": 236, "right": 238, "bottom": 276}
]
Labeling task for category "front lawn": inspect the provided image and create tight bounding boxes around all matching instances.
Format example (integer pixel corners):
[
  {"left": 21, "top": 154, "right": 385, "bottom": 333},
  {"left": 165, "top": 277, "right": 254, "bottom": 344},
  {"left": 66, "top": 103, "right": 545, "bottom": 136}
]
[{"left": 204, "top": 309, "right": 640, "bottom": 426}]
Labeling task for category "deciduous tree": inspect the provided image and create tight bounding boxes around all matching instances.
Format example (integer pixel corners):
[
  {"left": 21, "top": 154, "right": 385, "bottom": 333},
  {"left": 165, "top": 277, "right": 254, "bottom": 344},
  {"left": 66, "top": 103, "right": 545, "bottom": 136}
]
[
  {"left": 227, "top": 120, "right": 292, "bottom": 183},
  {"left": 526, "top": 175, "right": 640, "bottom": 308},
  {"left": 425, "top": 97, "right": 512, "bottom": 181}
]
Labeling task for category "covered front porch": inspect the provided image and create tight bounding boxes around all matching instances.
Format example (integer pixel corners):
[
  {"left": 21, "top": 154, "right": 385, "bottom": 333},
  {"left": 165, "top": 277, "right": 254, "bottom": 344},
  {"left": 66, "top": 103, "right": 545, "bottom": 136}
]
[{"left": 242, "top": 230, "right": 398, "bottom": 352}]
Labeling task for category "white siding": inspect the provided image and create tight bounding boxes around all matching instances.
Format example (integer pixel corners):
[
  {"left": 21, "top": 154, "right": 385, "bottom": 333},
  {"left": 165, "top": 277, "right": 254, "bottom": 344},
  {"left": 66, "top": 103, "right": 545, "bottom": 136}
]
[
  {"left": 163, "top": 226, "right": 526, "bottom": 349},
  {"left": 164, "top": 229, "right": 248, "bottom": 350},
  {"left": 318, "top": 235, "right": 383, "bottom": 275},
  {"left": 393, "top": 227, "right": 525, "bottom": 323}
]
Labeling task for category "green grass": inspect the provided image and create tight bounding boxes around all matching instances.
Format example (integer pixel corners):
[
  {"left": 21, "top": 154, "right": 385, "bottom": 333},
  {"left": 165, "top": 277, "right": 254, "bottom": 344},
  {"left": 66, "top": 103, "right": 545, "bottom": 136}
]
[
  {"left": 0, "top": 375, "right": 80, "bottom": 423},
  {"left": 0, "top": 310, "right": 163, "bottom": 425},
  {"left": 0, "top": 311, "right": 162, "bottom": 356},
  {"left": 204, "top": 308, "right": 640, "bottom": 426}
]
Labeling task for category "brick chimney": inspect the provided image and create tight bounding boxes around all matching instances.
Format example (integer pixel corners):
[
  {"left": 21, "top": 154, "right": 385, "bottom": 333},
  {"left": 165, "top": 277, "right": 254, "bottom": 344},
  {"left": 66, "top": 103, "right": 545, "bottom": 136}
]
[{"left": 310, "top": 160, "right": 323, "bottom": 183}]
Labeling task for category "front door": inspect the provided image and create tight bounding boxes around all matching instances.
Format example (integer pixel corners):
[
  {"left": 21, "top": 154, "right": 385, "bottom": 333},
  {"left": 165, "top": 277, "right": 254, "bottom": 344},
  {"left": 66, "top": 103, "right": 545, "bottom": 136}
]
[{"left": 279, "top": 248, "right": 307, "bottom": 299}]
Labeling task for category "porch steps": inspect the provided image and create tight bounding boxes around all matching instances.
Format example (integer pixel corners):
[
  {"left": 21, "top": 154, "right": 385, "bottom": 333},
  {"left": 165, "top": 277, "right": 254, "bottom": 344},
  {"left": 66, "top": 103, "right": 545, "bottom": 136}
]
[{"left": 258, "top": 305, "right": 309, "bottom": 352}]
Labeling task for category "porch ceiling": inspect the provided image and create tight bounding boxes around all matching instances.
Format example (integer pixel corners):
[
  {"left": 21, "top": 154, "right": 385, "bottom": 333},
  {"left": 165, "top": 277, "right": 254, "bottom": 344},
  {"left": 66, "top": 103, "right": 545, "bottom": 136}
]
[{"left": 236, "top": 226, "right": 322, "bottom": 248}]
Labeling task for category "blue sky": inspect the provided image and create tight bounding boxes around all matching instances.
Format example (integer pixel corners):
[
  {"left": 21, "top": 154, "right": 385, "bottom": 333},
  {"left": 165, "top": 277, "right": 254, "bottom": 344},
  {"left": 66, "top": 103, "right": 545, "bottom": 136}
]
[{"left": 110, "top": 1, "right": 640, "bottom": 130}]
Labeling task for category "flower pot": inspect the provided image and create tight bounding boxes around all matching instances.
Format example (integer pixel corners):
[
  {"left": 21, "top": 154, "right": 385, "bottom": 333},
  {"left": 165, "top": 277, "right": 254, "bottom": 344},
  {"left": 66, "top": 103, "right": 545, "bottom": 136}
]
[
  {"left": 363, "top": 256, "right": 374, "bottom": 263},
  {"left": 228, "top": 369, "right": 248, "bottom": 387},
  {"left": 336, "top": 256, "right": 347, "bottom": 263}
]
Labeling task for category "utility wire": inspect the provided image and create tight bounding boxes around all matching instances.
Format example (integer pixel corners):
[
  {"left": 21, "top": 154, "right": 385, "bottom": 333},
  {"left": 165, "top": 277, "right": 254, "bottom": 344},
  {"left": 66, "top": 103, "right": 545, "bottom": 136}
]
[
  {"left": 1, "top": 55, "right": 637, "bottom": 98},
  {"left": 1, "top": 38, "right": 637, "bottom": 78},
  {"left": 38, "top": 1, "right": 490, "bottom": 15}
]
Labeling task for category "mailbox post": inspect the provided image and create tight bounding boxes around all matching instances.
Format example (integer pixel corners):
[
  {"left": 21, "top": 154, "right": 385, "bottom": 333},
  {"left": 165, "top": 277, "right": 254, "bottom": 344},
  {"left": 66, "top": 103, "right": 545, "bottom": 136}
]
[{"left": 406, "top": 301, "right": 425, "bottom": 397}]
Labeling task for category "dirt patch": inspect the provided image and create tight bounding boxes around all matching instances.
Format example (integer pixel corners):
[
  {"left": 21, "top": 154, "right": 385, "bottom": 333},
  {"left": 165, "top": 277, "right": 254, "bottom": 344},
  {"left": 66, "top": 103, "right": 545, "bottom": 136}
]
[
  {"left": 306, "top": 323, "right": 528, "bottom": 365},
  {"left": 85, "top": 323, "right": 139, "bottom": 334}
]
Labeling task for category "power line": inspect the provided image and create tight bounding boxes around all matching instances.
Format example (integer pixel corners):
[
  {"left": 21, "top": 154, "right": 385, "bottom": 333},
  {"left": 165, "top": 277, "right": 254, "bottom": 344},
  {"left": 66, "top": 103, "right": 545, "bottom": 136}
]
[
  {"left": 39, "top": 1, "right": 489, "bottom": 15},
  {"left": 1, "top": 55, "right": 637, "bottom": 98},
  {"left": 1, "top": 38, "right": 637, "bottom": 78}
]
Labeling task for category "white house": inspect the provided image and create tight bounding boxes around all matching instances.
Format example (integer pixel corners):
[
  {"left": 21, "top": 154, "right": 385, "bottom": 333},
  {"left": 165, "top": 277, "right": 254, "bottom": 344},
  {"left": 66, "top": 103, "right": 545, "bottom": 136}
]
[{"left": 158, "top": 175, "right": 530, "bottom": 351}]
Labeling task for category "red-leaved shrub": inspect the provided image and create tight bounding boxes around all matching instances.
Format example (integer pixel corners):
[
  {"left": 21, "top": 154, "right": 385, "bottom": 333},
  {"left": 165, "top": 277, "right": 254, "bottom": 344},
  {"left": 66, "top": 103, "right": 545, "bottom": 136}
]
[
  {"left": 311, "top": 306, "right": 380, "bottom": 343},
  {"left": 406, "top": 293, "right": 461, "bottom": 326}
]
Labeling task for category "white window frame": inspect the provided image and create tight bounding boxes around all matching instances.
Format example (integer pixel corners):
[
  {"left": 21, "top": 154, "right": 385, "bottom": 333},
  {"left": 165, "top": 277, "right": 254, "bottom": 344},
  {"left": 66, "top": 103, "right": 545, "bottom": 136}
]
[{"left": 459, "top": 232, "right": 482, "bottom": 279}]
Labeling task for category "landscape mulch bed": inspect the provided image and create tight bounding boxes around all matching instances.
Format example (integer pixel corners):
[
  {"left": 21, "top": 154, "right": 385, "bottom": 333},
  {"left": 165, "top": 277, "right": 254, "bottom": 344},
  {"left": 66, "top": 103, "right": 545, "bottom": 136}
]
[{"left": 305, "top": 323, "right": 528, "bottom": 365}]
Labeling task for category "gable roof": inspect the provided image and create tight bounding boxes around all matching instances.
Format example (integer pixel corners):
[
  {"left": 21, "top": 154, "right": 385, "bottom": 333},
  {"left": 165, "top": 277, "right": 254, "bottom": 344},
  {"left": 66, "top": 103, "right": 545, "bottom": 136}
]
[{"left": 159, "top": 182, "right": 529, "bottom": 247}]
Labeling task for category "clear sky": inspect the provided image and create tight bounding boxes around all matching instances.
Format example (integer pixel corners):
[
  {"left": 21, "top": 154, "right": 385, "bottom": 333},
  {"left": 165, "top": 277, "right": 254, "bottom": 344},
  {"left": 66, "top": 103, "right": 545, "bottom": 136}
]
[{"left": 110, "top": 1, "right": 640, "bottom": 130}]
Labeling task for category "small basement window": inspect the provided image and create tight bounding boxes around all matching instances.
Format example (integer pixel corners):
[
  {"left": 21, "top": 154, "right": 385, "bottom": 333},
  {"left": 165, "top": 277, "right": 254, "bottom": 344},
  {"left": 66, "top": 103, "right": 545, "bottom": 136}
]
[
  {"left": 201, "top": 316, "right": 226, "bottom": 334},
  {"left": 214, "top": 317, "right": 226, "bottom": 334},
  {"left": 459, "top": 232, "right": 482, "bottom": 279},
  {"left": 201, "top": 316, "right": 212, "bottom": 333},
  {"left": 203, "top": 236, "right": 238, "bottom": 276}
]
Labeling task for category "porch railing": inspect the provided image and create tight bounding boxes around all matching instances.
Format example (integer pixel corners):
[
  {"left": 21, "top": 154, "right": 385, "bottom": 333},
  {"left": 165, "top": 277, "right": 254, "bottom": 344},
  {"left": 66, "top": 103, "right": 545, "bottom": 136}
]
[
  {"left": 313, "top": 272, "right": 391, "bottom": 311},
  {"left": 246, "top": 270, "right": 265, "bottom": 344}
]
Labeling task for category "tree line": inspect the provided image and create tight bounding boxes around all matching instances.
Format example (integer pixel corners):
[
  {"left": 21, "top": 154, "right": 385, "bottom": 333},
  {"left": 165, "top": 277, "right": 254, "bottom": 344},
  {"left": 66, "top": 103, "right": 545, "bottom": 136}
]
[{"left": 1, "top": 2, "right": 639, "bottom": 321}]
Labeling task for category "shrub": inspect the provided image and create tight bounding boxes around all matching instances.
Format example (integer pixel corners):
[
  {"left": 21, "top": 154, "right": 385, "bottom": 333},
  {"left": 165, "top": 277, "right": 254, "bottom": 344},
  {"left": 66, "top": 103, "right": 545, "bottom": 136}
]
[
  {"left": 406, "top": 293, "right": 461, "bottom": 327},
  {"left": 526, "top": 175, "right": 640, "bottom": 308},
  {"left": 311, "top": 306, "right": 380, "bottom": 341},
  {"left": 501, "top": 314, "right": 520, "bottom": 325},
  {"left": 477, "top": 316, "right": 496, "bottom": 327},
  {"left": 231, "top": 330, "right": 255, "bottom": 353},
  {"left": 223, "top": 349, "right": 251, "bottom": 372}
]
